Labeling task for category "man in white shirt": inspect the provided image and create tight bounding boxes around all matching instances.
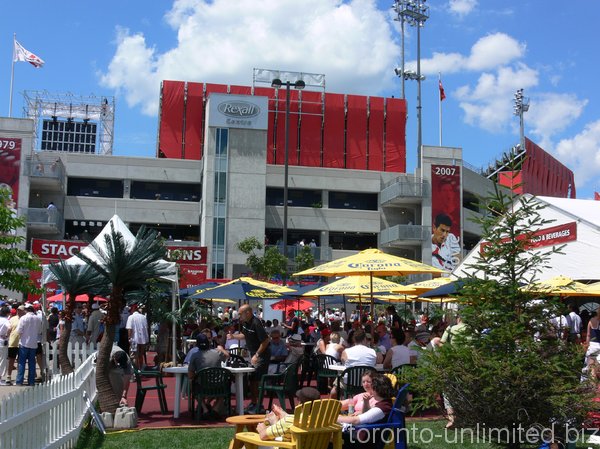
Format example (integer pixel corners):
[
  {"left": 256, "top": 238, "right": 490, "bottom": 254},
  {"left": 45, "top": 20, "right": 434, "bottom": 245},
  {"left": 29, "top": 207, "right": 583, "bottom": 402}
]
[
  {"left": 0, "top": 306, "right": 12, "bottom": 385},
  {"left": 431, "top": 213, "right": 461, "bottom": 272},
  {"left": 341, "top": 329, "right": 377, "bottom": 368},
  {"left": 568, "top": 304, "right": 582, "bottom": 343},
  {"left": 331, "top": 329, "right": 376, "bottom": 398},
  {"left": 126, "top": 304, "right": 149, "bottom": 368},
  {"left": 16, "top": 304, "right": 42, "bottom": 386}
]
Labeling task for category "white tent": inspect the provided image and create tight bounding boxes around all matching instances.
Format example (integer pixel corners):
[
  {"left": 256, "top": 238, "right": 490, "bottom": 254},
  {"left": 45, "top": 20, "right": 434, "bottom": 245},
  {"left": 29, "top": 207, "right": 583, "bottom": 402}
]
[
  {"left": 42, "top": 214, "right": 180, "bottom": 360},
  {"left": 42, "top": 214, "right": 177, "bottom": 284},
  {"left": 454, "top": 195, "right": 600, "bottom": 281}
]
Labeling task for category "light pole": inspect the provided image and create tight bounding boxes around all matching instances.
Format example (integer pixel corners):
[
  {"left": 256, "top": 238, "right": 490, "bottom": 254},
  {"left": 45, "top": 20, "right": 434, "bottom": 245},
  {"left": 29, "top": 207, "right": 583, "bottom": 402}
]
[
  {"left": 513, "top": 88, "right": 530, "bottom": 154},
  {"left": 393, "top": 0, "right": 429, "bottom": 171},
  {"left": 271, "top": 77, "right": 305, "bottom": 282}
]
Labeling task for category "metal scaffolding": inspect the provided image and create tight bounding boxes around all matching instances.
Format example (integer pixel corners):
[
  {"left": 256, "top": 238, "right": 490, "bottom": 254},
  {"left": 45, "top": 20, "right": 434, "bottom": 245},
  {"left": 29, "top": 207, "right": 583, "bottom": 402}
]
[{"left": 23, "top": 91, "right": 115, "bottom": 155}]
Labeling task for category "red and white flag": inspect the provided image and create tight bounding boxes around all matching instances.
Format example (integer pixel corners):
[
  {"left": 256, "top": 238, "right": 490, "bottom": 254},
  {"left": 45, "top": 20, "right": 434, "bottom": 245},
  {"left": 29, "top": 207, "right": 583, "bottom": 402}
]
[
  {"left": 439, "top": 79, "right": 446, "bottom": 101},
  {"left": 13, "top": 40, "right": 44, "bottom": 68}
]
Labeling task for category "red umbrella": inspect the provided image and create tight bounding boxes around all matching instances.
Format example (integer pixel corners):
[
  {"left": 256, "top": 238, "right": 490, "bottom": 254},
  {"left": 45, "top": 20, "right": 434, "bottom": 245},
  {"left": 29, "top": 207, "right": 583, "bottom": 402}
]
[
  {"left": 47, "top": 293, "right": 108, "bottom": 303},
  {"left": 271, "top": 298, "right": 314, "bottom": 311}
]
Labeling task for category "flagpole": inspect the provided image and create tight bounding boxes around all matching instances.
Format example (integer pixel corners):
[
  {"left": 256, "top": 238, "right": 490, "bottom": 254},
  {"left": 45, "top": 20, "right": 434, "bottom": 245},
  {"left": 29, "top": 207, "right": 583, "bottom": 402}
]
[
  {"left": 438, "top": 72, "right": 442, "bottom": 146},
  {"left": 9, "top": 33, "right": 16, "bottom": 117}
]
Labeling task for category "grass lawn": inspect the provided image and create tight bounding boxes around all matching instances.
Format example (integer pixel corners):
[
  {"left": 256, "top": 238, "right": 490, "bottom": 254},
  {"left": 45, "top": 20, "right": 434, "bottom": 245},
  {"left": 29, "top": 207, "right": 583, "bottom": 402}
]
[{"left": 75, "top": 419, "right": 600, "bottom": 449}]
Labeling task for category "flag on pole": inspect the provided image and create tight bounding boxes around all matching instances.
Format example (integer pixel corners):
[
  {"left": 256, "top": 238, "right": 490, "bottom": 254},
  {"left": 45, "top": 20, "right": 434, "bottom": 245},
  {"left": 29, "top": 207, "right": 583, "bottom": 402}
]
[
  {"left": 439, "top": 79, "right": 446, "bottom": 101},
  {"left": 13, "top": 40, "right": 44, "bottom": 68},
  {"left": 595, "top": 192, "right": 600, "bottom": 201}
]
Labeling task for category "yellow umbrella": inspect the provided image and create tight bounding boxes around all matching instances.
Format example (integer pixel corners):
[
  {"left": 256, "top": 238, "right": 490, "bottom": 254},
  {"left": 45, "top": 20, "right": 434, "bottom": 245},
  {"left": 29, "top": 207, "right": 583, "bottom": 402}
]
[
  {"left": 301, "top": 275, "right": 411, "bottom": 296},
  {"left": 294, "top": 248, "right": 443, "bottom": 313},
  {"left": 419, "top": 297, "right": 458, "bottom": 303},
  {"left": 397, "top": 277, "right": 454, "bottom": 295},
  {"left": 521, "top": 275, "right": 595, "bottom": 297},
  {"left": 294, "top": 248, "right": 444, "bottom": 278},
  {"left": 220, "top": 276, "right": 296, "bottom": 293}
]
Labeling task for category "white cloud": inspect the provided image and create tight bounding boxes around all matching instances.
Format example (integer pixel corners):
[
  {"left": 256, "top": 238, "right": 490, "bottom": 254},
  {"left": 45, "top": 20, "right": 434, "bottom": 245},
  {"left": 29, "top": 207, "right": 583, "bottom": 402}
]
[
  {"left": 101, "top": 28, "right": 161, "bottom": 115},
  {"left": 467, "top": 33, "right": 525, "bottom": 71},
  {"left": 527, "top": 93, "right": 587, "bottom": 142},
  {"left": 456, "top": 63, "right": 538, "bottom": 133},
  {"left": 414, "top": 33, "right": 524, "bottom": 75},
  {"left": 448, "top": 0, "right": 478, "bottom": 17},
  {"left": 555, "top": 120, "right": 600, "bottom": 190},
  {"left": 100, "top": 0, "right": 400, "bottom": 116}
]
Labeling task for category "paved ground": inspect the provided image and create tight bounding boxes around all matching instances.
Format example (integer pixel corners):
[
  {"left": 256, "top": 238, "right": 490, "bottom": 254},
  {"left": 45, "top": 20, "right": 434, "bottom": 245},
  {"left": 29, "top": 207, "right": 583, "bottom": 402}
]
[{"left": 0, "top": 367, "right": 47, "bottom": 400}]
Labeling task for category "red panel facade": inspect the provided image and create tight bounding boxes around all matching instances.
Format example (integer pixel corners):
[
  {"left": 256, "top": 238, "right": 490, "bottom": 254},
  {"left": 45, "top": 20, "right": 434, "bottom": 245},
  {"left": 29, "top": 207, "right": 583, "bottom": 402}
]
[
  {"left": 275, "top": 90, "right": 300, "bottom": 166},
  {"left": 322, "top": 93, "right": 346, "bottom": 169},
  {"left": 157, "top": 81, "right": 407, "bottom": 173},
  {"left": 521, "top": 138, "right": 576, "bottom": 198},
  {"left": 229, "top": 85, "right": 252, "bottom": 96},
  {"left": 205, "top": 83, "right": 228, "bottom": 98},
  {"left": 384, "top": 98, "right": 407, "bottom": 172},
  {"left": 368, "top": 97, "right": 385, "bottom": 171},
  {"left": 345, "top": 95, "right": 368, "bottom": 170},
  {"left": 158, "top": 80, "right": 185, "bottom": 159},
  {"left": 183, "top": 82, "right": 204, "bottom": 160},
  {"left": 254, "top": 86, "right": 277, "bottom": 164},
  {"left": 299, "top": 90, "right": 323, "bottom": 167}
]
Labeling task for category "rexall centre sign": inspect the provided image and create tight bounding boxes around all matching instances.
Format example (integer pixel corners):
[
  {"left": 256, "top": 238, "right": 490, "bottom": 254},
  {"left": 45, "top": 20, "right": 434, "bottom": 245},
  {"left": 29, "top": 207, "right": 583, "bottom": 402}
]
[{"left": 207, "top": 93, "right": 268, "bottom": 130}]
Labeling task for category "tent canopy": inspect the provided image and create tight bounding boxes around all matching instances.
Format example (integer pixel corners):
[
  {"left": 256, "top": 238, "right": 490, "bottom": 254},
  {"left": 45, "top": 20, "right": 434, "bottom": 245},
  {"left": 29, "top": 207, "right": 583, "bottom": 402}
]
[
  {"left": 454, "top": 195, "right": 600, "bottom": 282},
  {"left": 42, "top": 214, "right": 178, "bottom": 285}
]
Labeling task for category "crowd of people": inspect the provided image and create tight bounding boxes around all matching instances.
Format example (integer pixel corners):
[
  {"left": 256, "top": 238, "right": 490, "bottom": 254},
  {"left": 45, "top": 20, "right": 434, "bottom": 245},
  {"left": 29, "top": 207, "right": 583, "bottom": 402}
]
[{"left": 0, "top": 298, "right": 150, "bottom": 392}]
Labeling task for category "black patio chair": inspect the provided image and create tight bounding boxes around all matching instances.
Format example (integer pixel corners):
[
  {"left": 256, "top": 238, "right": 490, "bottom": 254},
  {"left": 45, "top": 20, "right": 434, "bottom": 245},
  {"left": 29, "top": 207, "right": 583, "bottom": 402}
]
[
  {"left": 191, "top": 367, "right": 232, "bottom": 420},
  {"left": 341, "top": 365, "right": 376, "bottom": 399},
  {"left": 314, "top": 354, "right": 339, "bottom": 394},
  {"left": 257, "top": 362, "right": 299, "bottom": 412},
  {"left": 132, "top": 365, "right": 168, "bottom": 414}
]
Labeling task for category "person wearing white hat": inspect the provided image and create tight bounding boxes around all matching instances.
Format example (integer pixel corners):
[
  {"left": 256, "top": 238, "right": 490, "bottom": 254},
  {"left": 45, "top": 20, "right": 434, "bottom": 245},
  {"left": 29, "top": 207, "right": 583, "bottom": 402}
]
[{"left": 86, "top": 303, "right": 104, "bottom": 348}]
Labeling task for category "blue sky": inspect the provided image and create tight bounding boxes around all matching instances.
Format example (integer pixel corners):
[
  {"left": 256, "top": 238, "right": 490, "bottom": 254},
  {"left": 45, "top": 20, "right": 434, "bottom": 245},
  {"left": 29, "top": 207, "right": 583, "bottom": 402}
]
[{"left": 3, "top": 0, "right": 599, "bottom": 198}]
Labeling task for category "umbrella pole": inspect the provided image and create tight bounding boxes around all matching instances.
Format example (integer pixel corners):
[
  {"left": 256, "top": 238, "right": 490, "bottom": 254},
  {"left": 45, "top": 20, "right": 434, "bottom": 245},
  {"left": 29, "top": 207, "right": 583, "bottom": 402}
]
[{"left": 370, "top": 273, "right": 374, "bottom": 321}]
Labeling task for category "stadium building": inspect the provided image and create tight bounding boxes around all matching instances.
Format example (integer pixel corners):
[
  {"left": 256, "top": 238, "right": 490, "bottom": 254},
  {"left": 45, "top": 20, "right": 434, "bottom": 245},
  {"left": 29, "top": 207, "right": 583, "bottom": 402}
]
[{"left": 0, "top": 81, "right": 576, "bottom": 299}]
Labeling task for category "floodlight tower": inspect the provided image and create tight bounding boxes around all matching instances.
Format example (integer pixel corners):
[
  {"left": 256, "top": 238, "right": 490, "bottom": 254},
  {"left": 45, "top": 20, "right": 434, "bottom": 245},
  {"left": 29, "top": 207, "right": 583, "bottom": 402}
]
[
  {"left": 393, "top": 0, "right": 429, "bottom": 172},
  {"left": 513, "top": 88, "right": 530, "bottom": 154}
]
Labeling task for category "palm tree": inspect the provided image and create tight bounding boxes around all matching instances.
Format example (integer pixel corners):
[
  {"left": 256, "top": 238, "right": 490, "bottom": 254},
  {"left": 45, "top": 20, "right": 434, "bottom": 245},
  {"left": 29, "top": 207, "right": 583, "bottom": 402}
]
[
  {"left": 47, "top": 260, "right": 105, "bottom": 374},
  {"left": 76, "top": 224, "right": 175, "bottom": 413}
]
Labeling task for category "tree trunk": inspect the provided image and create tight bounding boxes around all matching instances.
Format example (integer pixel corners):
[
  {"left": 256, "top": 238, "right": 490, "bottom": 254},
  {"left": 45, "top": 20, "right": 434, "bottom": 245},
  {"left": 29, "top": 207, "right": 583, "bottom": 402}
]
[
  {"left": 95, "top": 288, "right": 123, "bottom": 414},
  {"left": 95, "top": 323, "right": 120, "bottom": 414},
  {"left": 58, "top": 321, "right": 73, "bottom": 375},
  {"left": 59, "top": 295, "right": 77, "bottom": 375}
]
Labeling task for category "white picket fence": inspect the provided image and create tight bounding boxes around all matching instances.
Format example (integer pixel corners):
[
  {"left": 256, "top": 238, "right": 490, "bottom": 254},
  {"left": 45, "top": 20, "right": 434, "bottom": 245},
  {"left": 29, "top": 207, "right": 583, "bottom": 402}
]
[
  {"left": 0, "top": 353, "right": 97, "bottom": 449},
  {"left": 44, "top": 341, "right": 97, "bottom": 377}
]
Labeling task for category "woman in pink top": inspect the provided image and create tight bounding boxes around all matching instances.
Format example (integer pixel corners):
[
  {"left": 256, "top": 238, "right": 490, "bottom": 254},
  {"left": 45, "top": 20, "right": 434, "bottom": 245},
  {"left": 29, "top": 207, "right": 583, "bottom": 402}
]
[{"left": 340, "top": 370, "right": 377, "bottom": 413}]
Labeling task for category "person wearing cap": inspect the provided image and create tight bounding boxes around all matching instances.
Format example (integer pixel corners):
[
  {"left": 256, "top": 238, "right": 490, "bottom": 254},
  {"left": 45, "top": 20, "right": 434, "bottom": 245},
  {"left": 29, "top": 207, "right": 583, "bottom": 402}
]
[
  {"left": 0, "top": 306, "right": 12, "bottom": 385},
  {"left": 86, "top": 303, "right": 104, "bottom": 348},
  {"left": 187, "top": 333, "right": 229, "bottom": 418},
  {"left": 46, "top": 307, "right": 59, "bottom": 344},
  {"left": 16, "top": 304, "right": 42, "bottom": 386},
  {"left": 282, "top": 309, "right": 299, "bottom": 337},
  {"left": 7, "top": 306, "right": 24, "bottom": 384},
  {"left": 108, "top": 345, "right": 133, "bottom": 407},
  {"left": 314, "top": 327, "right": 332, "bottom": 356},
  {"left": 283, "top": 333, "right": 304, "bottom": 364}
]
